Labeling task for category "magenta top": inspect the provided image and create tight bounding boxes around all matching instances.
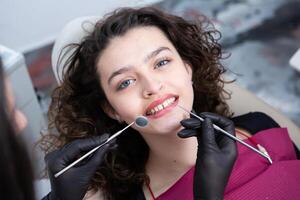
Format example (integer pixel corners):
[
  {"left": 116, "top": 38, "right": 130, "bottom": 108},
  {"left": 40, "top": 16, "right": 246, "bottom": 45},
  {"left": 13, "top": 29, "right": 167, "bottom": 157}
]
[{"left": 155, "top": 128, "right": 300, "bottom": 200}]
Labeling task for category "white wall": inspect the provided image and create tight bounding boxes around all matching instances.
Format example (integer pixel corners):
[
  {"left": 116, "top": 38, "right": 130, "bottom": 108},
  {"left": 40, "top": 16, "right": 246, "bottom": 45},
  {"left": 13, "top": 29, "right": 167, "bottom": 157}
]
[{"left": 0, "top": 0, "right": 161, "bottom": 53}]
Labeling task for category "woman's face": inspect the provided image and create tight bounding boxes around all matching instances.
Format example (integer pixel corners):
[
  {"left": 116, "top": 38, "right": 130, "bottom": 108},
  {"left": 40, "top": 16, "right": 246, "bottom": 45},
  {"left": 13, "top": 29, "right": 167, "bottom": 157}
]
[
  {"left": 97, "top": 26, "right": 194, "bottom": 135},
  {"left": 5, "top": 78, "right": 27, "bottom": 133}
]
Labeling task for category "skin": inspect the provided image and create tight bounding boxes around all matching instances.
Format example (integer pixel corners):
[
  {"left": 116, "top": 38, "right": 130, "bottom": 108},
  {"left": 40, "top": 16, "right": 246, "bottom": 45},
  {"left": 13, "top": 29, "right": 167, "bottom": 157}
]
[
  {"left": 4, "top": 78, "right": 27, "bottom": 133},
  {"left": 97, "top": 26, "right": 198, "bottom": 198}
]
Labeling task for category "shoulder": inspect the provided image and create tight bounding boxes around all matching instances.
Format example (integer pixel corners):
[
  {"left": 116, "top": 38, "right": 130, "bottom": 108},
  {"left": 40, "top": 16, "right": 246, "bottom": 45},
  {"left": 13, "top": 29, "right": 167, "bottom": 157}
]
[{"left": 231, "top": 112, "right": 280, "bottom": 134}]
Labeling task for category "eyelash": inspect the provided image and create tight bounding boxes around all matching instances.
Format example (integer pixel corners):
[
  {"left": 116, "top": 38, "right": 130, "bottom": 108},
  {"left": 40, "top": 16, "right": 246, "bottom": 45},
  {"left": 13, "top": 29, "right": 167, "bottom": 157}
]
[
  {"left": 117, "top": 57, "right": 171, "bottom": 90},
  {"left": 118, "top": 79, "right": 135, "bottom": 90},
  {"left": 155, "top": 58, "right": 170, "bottom": 69}
]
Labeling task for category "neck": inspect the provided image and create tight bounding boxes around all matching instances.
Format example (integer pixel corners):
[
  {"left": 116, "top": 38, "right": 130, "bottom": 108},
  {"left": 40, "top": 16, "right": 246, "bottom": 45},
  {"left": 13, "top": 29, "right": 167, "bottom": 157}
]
[{"left": 143, "top": 129, "right": 198, "bottom": 181}]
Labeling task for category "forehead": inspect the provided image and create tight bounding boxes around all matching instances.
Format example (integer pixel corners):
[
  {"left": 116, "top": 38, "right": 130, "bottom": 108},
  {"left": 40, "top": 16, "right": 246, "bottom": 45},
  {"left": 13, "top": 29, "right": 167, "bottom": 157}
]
[{"left": 97, "top": 26, "right": 175, "bottom": 80}]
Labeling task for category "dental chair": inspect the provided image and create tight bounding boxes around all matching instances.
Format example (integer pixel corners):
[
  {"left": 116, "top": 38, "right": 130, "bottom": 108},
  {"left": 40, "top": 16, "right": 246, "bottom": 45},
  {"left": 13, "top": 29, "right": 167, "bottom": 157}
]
[{"left": 51, "top": 16, "right": 300, "bottom": 150}]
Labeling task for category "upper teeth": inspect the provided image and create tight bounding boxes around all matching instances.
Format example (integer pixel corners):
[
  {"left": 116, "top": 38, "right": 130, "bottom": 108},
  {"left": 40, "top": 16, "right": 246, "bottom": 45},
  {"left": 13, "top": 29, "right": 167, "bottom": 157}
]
[{"left": 147, "top": 97, "right": 176, "bottom": 115}]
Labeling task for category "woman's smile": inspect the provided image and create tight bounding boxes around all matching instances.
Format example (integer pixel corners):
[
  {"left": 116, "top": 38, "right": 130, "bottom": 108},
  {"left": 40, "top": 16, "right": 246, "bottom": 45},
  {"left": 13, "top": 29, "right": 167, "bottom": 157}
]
[{"left": 145, "top": 94, "right": 179, "bottom": 119}]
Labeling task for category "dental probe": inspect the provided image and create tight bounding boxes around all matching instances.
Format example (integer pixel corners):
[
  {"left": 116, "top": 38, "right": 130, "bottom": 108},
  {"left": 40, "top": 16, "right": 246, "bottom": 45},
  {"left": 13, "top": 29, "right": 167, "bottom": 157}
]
[
  {"left": 177, "top": 105, "right": 273, "bottom": 164},
  {"left": 54, "top": 116, "right": 149, "bottom": 178}
]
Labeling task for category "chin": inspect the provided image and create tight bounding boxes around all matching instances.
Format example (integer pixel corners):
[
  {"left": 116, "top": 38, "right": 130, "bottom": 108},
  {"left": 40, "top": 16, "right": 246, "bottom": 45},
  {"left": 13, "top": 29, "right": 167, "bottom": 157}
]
[{"left": 150, "top": 113, "right": 186, "bottom": 135}]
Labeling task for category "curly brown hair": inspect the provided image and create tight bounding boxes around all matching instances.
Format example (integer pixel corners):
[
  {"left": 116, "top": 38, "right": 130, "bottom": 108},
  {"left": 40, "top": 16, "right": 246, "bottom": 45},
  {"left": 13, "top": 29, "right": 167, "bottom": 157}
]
[{"left": 40, "top": 6, "right": 232, "bottom": 199}]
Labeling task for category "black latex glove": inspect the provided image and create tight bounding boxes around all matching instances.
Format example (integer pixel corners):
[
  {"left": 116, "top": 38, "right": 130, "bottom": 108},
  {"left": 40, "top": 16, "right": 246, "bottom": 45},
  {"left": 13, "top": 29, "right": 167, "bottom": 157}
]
[
  {"left": 178, "top": 112, "right": 237, "bottom": 200},
  {"left": 42, "top": 134, "right": 113, "bottom": 200}
]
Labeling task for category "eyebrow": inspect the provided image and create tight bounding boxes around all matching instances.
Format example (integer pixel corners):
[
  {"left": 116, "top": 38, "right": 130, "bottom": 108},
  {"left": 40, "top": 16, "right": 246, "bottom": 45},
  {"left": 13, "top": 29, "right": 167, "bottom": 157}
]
[{"left": 107, "top": 46, "right": 171, "bottom": 85}]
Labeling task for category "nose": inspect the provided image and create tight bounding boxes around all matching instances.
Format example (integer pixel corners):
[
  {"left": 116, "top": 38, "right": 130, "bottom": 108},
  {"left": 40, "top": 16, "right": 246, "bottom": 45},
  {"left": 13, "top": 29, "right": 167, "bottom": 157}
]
[{"left": 142, "top": 76, "right": 163, "bottom": 98}]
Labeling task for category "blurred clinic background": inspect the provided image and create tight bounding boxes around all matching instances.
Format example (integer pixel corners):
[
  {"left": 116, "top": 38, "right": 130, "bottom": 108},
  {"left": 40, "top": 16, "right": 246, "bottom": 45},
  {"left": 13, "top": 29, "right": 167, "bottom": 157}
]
[{"left": 0, "top": 0, "right": 300, "bottom": 198}]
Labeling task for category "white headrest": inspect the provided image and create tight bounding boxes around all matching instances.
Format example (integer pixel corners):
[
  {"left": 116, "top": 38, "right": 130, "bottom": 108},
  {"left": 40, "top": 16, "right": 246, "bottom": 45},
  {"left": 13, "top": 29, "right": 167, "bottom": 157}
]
[{"left": 51, "top": 16, "right": 100, "bottom": 84}]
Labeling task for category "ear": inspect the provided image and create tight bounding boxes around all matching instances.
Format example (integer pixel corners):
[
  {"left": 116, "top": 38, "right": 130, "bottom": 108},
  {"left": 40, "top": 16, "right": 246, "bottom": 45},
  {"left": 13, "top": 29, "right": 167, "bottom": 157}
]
[{"left": 101, "top": 101, "right": 122, "bottom": 122}]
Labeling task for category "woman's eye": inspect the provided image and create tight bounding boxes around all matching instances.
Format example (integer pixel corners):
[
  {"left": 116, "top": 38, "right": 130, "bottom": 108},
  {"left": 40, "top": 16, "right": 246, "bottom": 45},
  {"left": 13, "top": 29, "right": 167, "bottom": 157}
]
[
  {"left": 118, "top": 79, "right": 135, "bottom": 90},
  {"left": 155, "top": 59, "right": 169, "bottom": 69}
]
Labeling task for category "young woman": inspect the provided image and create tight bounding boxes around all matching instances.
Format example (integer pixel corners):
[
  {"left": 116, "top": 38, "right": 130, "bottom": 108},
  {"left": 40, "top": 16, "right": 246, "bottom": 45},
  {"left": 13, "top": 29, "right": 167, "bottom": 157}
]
[{"left": 41, "top": 6, "right": 300, "bottom": 200}]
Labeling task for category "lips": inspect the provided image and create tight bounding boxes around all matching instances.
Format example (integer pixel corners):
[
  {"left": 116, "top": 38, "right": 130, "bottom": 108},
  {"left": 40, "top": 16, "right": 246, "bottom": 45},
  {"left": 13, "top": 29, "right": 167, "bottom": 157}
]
[{"left": 145, "top": 94, "right": 179, "bottom": 117}]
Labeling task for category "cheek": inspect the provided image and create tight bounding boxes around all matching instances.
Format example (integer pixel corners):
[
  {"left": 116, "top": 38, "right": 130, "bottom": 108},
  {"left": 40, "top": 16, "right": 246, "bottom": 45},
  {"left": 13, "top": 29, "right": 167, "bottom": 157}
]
[
  {"left": 108, "top": 92, "right": 144, "bottom": 122},
  {"left": 168, "top": 67, "right": 194, "bottom": 106},
  {"left": 167, "top": 66, "right": 192, "bottom": 89}
]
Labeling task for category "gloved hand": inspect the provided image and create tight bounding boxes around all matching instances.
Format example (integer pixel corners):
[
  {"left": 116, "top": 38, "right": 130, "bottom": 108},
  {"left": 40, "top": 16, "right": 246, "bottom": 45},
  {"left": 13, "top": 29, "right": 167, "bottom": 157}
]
[
  {"left": 42, "top": 134, "right": 113, "bottom": 200},
  {"left": 178, "top": 112, "right": 237, "bottom": 200}
]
